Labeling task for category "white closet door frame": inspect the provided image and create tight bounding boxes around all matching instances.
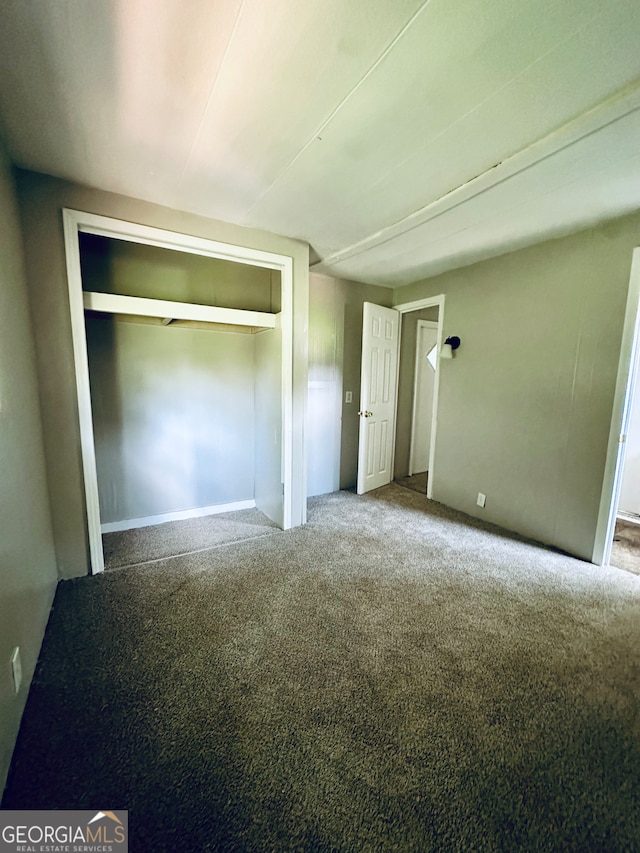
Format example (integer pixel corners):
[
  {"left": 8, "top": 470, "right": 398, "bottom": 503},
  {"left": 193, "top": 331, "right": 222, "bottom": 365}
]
[{"left": 63, "top": 208, "right": 294, "bottom": 574}]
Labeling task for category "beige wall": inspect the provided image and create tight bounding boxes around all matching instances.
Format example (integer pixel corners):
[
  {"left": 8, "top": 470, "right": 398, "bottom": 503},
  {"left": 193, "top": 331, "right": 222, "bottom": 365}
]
[
  {"left": 394, "top": 307, "right": 440, "bottom": 479},
  {"left": 393, "top": 213, "right": 640, "bottom": 561},
  {"left": 79, "top": 232, "right": 280, "bottom": 311},
  {"left": 307, "top": 273, "right": 344, "bottom": 497},
  {"left": 0, "top": 151, "right": 57, "bottom": 791},
  {"left": 87, "top": 316, "right": 257, "bottom": 523},
  {"left": 16, "top": 169, "right": 308, "bottom": 578},
  {"left": 339, "top": 280, "right": 394, "bottom": 489}
]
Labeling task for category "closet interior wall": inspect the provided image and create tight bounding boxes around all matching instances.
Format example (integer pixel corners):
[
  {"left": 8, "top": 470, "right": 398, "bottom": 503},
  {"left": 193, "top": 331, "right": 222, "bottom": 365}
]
[{"left": 80, "top": 234, "right": 281, "bottom": 531}]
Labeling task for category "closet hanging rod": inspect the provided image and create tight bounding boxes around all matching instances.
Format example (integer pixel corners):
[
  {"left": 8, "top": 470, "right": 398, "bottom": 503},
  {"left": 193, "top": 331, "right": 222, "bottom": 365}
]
[{"left": 82, "top": 291, "right": 277, "bottom": 329}]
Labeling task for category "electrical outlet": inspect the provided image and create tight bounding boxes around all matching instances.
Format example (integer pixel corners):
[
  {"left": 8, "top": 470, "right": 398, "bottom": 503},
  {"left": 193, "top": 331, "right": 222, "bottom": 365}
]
[
  {"left": 477, "top": 492, "right": 486, "bottom": 508},
  {"left": 10, "top": 647, "right": 21, "bottom": 694},
  {"left": 345, "top": 391, "right": 353, "bottom": 403}
]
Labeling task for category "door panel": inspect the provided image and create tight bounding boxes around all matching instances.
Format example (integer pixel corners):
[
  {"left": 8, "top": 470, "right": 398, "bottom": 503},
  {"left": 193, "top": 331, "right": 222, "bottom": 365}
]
[{"left": 357, "top": 302, "right": 400, "bottom": 494}]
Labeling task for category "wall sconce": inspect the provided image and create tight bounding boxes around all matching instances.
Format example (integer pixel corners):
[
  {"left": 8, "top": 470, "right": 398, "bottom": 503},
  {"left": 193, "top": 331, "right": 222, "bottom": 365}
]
[{"left": 441, "top": 335, "right": 461, "bottom": 360}]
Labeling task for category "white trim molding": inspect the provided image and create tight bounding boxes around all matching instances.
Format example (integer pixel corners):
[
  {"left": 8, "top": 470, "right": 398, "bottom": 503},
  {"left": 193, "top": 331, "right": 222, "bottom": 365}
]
[
  {"left": 616, "top": 510, "right": 640, "bottom": 526},
  {"left": 101, "top": 500, "right": 257, "bottom": 533}
]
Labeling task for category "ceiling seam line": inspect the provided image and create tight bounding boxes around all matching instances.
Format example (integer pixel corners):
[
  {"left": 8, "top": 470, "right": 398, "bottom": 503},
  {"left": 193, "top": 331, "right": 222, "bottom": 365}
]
[
  {"left": 314, "top": 88, "right": 640, "bottom": 267},
  {"left": 364, "top": 7, "right": 607, "bottom": 195},
  {"left": 237, "top": 0, "right": 436, "bottom": 223},
  {"left": 180, "top": 0, "right": 250, "bottom": 182},
  {"left": 241, "top": 0, "right": 605, "bottom": 224}
]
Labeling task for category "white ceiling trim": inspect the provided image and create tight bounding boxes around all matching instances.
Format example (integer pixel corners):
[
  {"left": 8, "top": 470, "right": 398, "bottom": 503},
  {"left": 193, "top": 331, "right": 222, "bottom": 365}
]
[{"left": 313, "top": 79, "right": 640, "bottom": 274}]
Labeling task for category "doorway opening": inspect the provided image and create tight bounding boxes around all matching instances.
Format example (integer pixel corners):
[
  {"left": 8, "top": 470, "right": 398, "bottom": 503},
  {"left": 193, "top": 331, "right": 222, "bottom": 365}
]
[
  {"left": 594, "top": 247, "right": 640, "bottom": 570},
  {"left": 63, "top": 209, "right": 295, "bottom": 574},
  {"left": 355, "top": 295, "right": 444, "bottom": 499},
  {"left": 393, "top": 296, "right": 444, "bottom": 499},
  {"left": 394, "top": 308, "right": 441, "bottom": 496},
  {"left": 610, "top": 331, "right": 640, "bottom": 575}
]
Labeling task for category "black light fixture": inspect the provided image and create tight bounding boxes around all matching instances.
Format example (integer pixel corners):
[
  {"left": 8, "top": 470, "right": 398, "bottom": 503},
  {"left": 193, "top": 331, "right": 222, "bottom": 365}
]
[{"left": 441, "top": 335, "right": 461, "bottom": 359}]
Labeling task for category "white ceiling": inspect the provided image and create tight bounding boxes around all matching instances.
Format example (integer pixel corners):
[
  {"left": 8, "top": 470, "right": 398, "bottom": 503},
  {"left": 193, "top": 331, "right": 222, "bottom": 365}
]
[{"left": 1, "top": 0, "right": 640, "bottom": 287}]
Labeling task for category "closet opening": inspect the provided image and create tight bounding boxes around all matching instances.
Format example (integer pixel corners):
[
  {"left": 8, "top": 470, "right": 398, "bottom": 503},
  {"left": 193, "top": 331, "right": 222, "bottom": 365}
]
[{"left": 64, "top": 210, "right": 295, "bottom": 574}]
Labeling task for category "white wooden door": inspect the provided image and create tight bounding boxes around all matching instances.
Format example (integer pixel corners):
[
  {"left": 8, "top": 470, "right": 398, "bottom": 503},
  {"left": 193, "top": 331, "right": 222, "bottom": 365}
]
[
  {"left": 357, "top": 302, "right": 400, "bottom": 494},
  {"left": 409, "top": 321, "right": 439, "bottom": 475}
]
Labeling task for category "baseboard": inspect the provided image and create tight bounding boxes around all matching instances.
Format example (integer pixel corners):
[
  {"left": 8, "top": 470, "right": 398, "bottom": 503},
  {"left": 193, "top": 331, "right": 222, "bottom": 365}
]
[
  {"left": 616, "top": 510, "right": 640, "bottom": 525},
  {"left": 101, "top": 499, "right": 256, "bottom": 533}
]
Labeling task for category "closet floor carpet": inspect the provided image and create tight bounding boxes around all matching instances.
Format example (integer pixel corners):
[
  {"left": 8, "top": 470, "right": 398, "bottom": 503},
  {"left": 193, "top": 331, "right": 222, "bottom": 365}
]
[
  {"left": 610, "top": 519, "right": 640, "bottom": 576},
  {"left": 103, "top": 507, "right": 281, "bottom": 570}
]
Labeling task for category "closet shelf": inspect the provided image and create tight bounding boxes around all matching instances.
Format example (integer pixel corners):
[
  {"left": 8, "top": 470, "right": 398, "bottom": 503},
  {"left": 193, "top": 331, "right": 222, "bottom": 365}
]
[{"left": 83, "top": 291, "right": 278, "bottom": 331}]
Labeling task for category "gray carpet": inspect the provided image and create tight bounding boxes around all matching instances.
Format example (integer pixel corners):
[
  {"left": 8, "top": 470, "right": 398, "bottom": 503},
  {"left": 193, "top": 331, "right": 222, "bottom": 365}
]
[
  {"left": 610, "top": 518, "right": 640, "bottom": 576},
  {"left": 4, "top": 484, "right": 640, "bottom": 851},
  {"left": 103, "top": 506, "right": 280, "bottom": 569}
]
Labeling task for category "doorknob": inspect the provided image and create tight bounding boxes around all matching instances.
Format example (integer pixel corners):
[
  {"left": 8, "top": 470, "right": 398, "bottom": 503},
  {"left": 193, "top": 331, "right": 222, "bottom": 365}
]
[{"left": 358, "top": 410, "right": 373, "bottom": 417}]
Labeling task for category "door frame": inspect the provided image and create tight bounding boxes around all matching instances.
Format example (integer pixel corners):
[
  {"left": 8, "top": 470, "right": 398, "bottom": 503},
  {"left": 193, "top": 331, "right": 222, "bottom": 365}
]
[
  {"left": 593, "top": 247, "right": 640, "bottom": 565},
  {"left": 409, "top": 320, "right": 439, "bottom": 477},
  {"left": 393, "top": 295, "right": 445, "bottom": 499},
  {"left": 63, "top": 208, "right": 294, "bottom": 574}
]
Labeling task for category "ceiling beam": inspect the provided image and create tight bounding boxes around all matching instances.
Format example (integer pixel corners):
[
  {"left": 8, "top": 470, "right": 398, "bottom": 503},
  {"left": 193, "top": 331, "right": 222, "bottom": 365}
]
[{"left": 313, "top": 79, "right": 640, "bottom": 272}]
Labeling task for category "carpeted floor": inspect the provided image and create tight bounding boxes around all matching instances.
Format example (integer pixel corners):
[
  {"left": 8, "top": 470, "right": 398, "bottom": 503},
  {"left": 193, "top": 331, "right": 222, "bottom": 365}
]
[
  {"left": 3, "top": 484, "right": 640, "bottom": 851},
  {"left": 610, "top": 518, "right": 640, "bottom": 576},
  {"left": 102, "top": 506, "right": 280, "bottom": 570},
  {"left": 395, "top": 471, "right": 428, "bottom": 494}
]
